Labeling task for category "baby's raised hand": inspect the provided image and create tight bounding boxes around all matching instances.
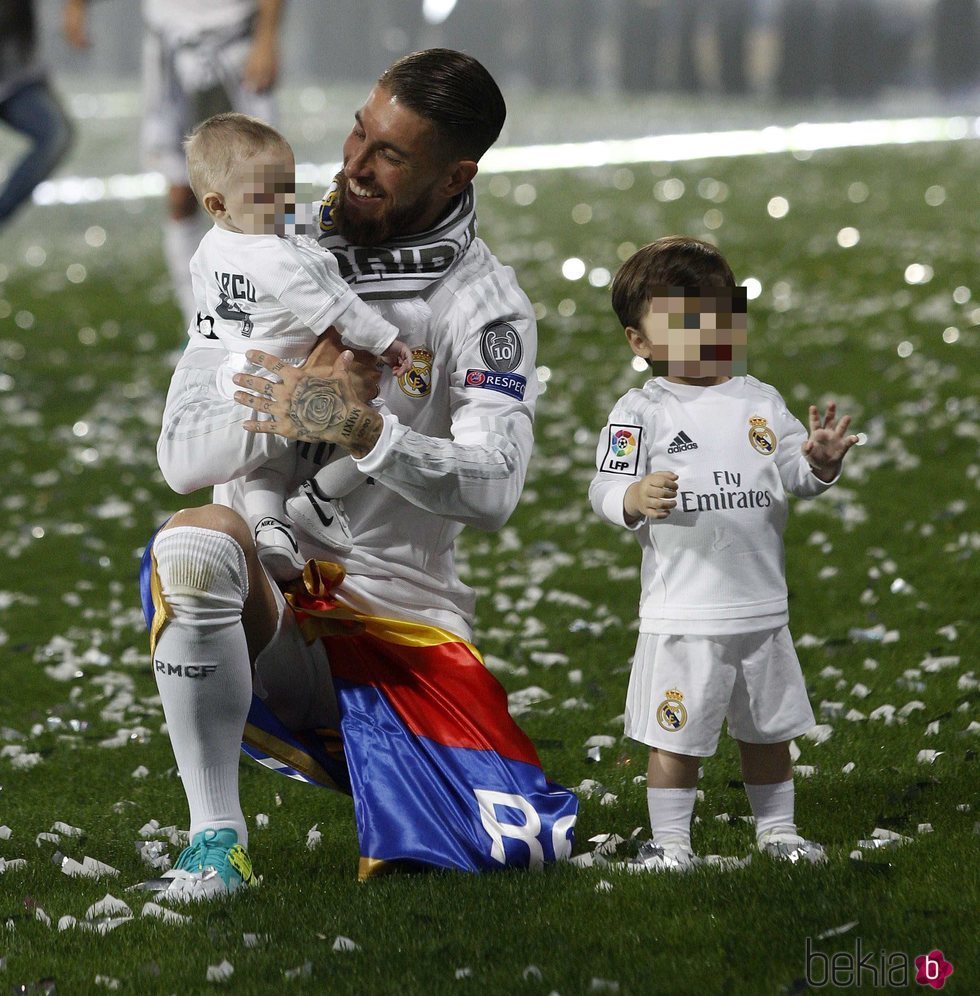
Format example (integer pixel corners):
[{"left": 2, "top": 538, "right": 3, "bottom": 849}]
[
  {"left": 381, "top": 340, "right": 413, "bottom": 377},
  {"left": 802, "top": 401, "right": 859, "bottom": 482},
  {"left": 624, "top": 471, "right": 679, "bottom": 522}
]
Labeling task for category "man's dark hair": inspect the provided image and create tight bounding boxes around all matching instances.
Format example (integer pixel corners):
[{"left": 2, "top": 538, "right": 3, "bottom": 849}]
[
  {"left": 378, "top": 48, "right": 506, "bottom": 162},
  {"left": 611, "top": 236, "right": 738, "bottom": 329}
]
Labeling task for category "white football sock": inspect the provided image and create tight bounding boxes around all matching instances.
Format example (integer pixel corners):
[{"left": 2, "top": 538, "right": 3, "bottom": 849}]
[
  {"left": 309, "top": 455, "right": 364, "bottom": 499},
  {"left": 163, "top": 214, "right": 204, "bottom": 331},
  {"left": 647, "top": 787, "right": 696, "bottom": 848},
  {"left": 745, "top": 779, "right": 796, "bottom": 841},
  {"left": 153, "top": 527, "right": 252, "bottom": 845}
]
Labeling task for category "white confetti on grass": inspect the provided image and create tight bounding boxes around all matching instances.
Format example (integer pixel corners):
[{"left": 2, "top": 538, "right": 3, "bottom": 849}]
[
  {"left": 0, "top": 857, "right": 27, "bottom": 874},
  {"left": 584, "top": 735, "right": 616, "bottom": 749},
  {"left": 306, "top": 824, "right": 322, "bottom": 851},
  {"left": 332, "top": 936, "right": 359, "bottom": 952},
  {"left": 206, "top": 960, "right": 234, "bottom": 983},
  {"left": 60, "top": 855, "right": 120, "bottom": 880},
  {"left": 86, "top": 895, "right": 131, "bottom": 920},
  {"left": 141, "top": 902, "right": 191, "bottom": 925},
  {"left": 804, "top": 724, "right": 834, "bottom": 744},
  {"left": 50, "top": 821, "right": 85, "bottom": 837}
]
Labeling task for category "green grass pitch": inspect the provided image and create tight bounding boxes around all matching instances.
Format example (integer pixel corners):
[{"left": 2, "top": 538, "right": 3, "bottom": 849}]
[{"left": 0, "top": 138, "right": 977, "bottom": 994}]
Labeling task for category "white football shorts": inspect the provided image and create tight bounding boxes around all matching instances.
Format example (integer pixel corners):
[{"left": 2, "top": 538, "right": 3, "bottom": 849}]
[
  {"left": 141, "top": 28, "right": 277, "bottom": 186},
  {"left": 624, "top": 628, "right": 815, "bottom": 756}
]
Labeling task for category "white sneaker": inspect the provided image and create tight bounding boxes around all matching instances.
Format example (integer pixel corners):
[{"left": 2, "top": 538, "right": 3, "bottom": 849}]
[
  {"left": 254, "top": 515, "right": 306, "bottom": 581},
  {"left": 758, "top": 826, "right": 827, "bottom": 864},
  {"left": 625, "top": 837, "right": 700, "bottom": 873},
  {"left": 285, "top": 481, "right": 353, "bottom": 554}
]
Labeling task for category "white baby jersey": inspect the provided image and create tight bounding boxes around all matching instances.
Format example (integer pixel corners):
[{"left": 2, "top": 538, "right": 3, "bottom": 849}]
[
  {"left": 590, "top": 376, "right": 837, "bottom": 635},
  {"left": 158, "top": 235, "right": 537, "bottom": 639},
  {"left": 189, "top": 226, "right": 396, "bottom": 400},
  {"left": 143, "top": 0, "right": 256, "bottom": 41}
]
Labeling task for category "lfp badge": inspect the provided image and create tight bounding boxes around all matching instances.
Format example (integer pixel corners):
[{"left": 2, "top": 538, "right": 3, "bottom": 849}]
[{"left": 604, "top": 425, "right": 642, "bottom": 475}]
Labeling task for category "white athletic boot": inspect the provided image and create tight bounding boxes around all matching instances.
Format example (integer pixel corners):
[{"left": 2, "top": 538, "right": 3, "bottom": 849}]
[
  {"left": 284, "top": 480, "right": 353, "bottom": 554},
  {"left": 253, "top": 515, "right": 306, "bottom": 581}
]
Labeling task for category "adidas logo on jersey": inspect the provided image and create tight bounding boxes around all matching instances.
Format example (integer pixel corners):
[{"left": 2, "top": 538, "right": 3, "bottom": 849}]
[{"left": 667, "top": 430, "right": 698, "bottom": 454}]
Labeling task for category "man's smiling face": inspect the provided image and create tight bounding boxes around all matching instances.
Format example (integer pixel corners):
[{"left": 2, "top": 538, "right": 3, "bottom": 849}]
[{"left": 333, "top": 85, "right": 457, "bottom": 245}]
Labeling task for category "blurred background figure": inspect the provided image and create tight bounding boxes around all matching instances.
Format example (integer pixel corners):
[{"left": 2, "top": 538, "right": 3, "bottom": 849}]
[
  {"left": 62, "top": 0, "right": 284, "bottom": 329},
  {"left": 933, "top": 0, "right": 980, "bottom": 94},
  {"left": 0, "top": 0, "right": 73, "bottom": 226}
]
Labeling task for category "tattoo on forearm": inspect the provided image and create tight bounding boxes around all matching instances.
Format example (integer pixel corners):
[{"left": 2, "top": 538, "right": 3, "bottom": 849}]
[
  {"left": 340, "top": 406, "right": 379, "bottom": 453},
  {"left": 286, "top": 377, "right": 345, "bottom": 438}
]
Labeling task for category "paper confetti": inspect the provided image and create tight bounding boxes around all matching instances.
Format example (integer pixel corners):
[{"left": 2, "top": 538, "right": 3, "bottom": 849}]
[
  {"left": 141, "top": 902, "right": 191, "bottom": 925},
  {"left": 206, "top": 960, "right": 234, "bottom": 983},
  {"left": 86, "top": 895, "right": 132, "bottom": 920},
  {"left": 332, "top": 936, "right": 360, "bottom": 952}
]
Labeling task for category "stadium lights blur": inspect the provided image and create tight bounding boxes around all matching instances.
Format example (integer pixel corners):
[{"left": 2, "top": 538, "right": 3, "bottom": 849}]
[
  {"left": 482, "top": 116, "right": 974, "bottom": 173},
  {"left": 422, "top": 0, "right": 458, "bottom": 25},
  {"left": 31, "top": 116, "right": 978, "bottom": 207}
]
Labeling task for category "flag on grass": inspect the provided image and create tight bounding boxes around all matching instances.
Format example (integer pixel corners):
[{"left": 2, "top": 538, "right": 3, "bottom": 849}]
[{"left": 140, "top": 547, "right": 577, "bottom": 877}]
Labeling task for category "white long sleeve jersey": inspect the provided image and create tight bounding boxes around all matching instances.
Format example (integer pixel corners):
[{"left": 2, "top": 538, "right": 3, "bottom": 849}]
[
  {"left": 589, "top": 376, "right": 836, "bottom": 635},
  {"left": 158, "top": 236, "right": 537, "bottom": 639},
  {"left": 190, "top": 227, "right": 396, "bottom": 400}
]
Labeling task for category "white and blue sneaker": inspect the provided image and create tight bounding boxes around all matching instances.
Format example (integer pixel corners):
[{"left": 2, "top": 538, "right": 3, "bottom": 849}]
[{"left": 141, "top": 828, "right": 258, "bottom": 904}]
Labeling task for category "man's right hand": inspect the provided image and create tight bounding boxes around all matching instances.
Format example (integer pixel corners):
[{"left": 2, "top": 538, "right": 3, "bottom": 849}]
[{"left": 233, "top": 329, "right": 384, "bottom": 457}]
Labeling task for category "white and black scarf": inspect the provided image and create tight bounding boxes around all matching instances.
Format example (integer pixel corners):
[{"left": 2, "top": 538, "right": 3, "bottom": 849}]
[{"left": 316, "top": 183, "right": 476, "bottom": 303}]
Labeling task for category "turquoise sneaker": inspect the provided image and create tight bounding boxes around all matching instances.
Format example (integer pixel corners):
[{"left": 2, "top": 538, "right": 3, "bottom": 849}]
[{"left": 157, "top": 828, "right": 258, "bottom": 903}]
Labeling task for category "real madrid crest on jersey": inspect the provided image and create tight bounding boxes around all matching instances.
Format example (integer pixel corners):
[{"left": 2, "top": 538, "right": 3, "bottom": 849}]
[
  {"left": 748, "top": 415, "right": 777, "bottom": 455},
  {"left": 398, "top": 347, "right": 434, "bottom": 398},
  {"left": 656, "top": 689, "right": 687, "bottom": 732},
  {"left": 318, "top": 186, "right": 338, "bottom": 235}
]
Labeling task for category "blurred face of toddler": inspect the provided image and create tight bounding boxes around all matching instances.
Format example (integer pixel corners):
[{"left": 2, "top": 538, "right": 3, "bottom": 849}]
[
  {"left": 212, "top": 149, "right": 296, "bottom": 235},
  {"left": 627, "top": 287, "right": 748, "bottom": 381}
]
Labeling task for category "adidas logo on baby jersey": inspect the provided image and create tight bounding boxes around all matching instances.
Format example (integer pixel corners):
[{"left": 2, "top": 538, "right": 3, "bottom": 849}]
[{"left": 667, "top": 430, "right": 698, "bottom": 454}]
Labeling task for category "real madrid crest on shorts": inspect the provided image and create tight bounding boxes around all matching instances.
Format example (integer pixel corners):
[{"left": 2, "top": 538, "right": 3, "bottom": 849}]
[
  {"left": 748, "top": 415, "right": 777, "bottom": 455},
  {"left": 399, "top": 347, "right": 434, "bottom": 398},
  {"left": 656, "top": 689, "right": 687, "bottom": 732}
]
